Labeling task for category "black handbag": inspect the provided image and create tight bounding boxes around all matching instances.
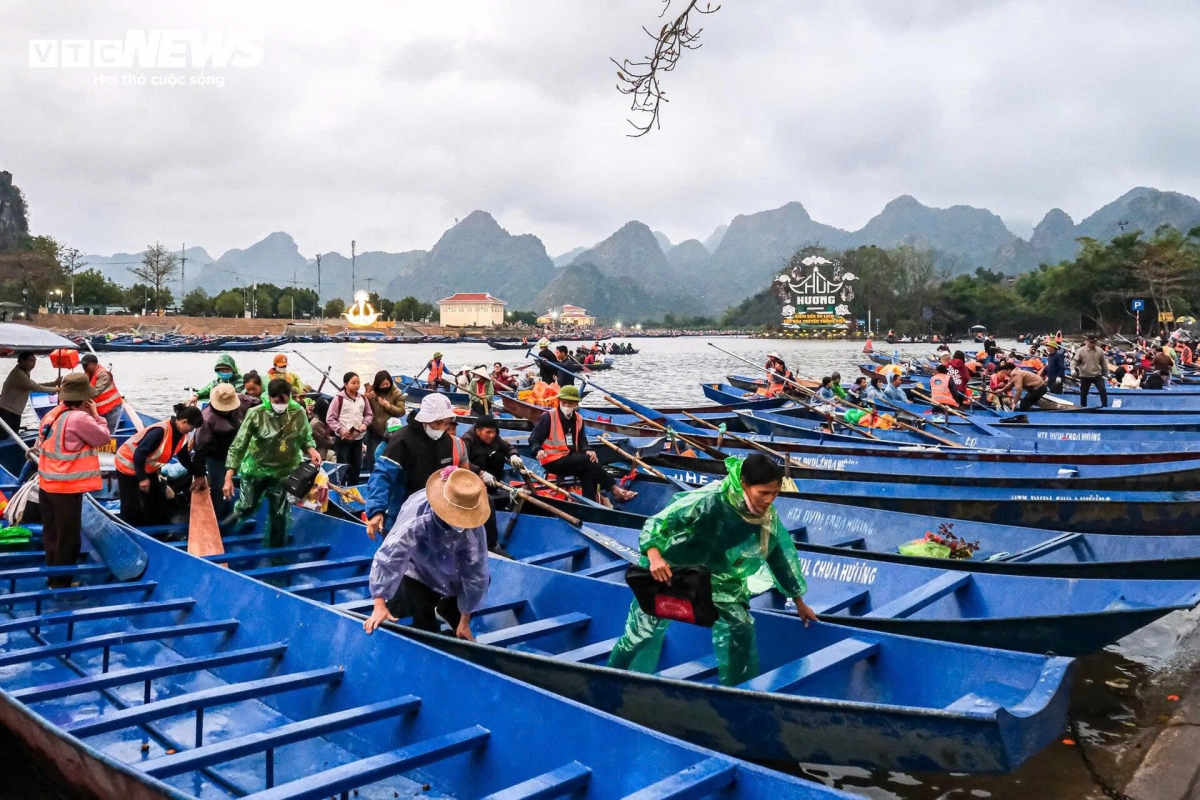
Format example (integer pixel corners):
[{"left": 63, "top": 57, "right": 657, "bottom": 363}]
[
  {"left": 625, "top": 564, "right": 718, "bottom": 628},
  {"left": 285, "top": 461, "right": 320, "bottom": 498}
]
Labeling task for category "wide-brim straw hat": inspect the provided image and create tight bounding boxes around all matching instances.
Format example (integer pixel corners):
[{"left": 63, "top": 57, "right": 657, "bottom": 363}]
[
  {"left": 58, "top": 372, "right": 96, "bottom": 403},
  {"left": 209, "top": 383, "right": 241, "bottom": 412},
  {"left": 426, "top": 467, "right": 490, "bottom": 528},
  {"left": 537, "top": 338, "right": 551, "bottom": 349}
]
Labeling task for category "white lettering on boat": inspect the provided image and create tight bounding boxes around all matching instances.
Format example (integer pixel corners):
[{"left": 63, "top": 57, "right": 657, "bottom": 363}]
[
  {"left": 798, "top": 557, "right": 878, "bottom": 585},
  {"left": 1036, "top": 431, "right": 1102, "bottom": 441},
  {"left": 796, "top": 457, "right": 857, "bottom": 471}
]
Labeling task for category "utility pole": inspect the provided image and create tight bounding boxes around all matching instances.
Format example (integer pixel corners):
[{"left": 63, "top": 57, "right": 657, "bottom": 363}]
[
  {"left": 315, "top": 253, "right": 322, "bottom": 317},
  {"left": 351, "top": 240, "right": 356, "bottom": 295},
  {"left": 180, "top": 242, "right": 187, "bottom": 300},
  {"left": 289, "top": 271, "right": 301, "bottom": 320},
  {"left": 365, "top": 277, "right": 374, "bottom": 296}
]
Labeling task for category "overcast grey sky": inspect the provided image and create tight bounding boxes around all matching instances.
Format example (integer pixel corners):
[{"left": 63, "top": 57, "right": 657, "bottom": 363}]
[{"left": 4, "top": 0, "right": 1199, "bottom": 258}]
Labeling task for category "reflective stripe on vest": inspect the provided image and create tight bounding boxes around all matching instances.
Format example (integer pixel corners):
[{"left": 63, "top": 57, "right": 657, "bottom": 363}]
[
  {"left": 37, "top": 406, "right": 102, "bottom": 493},
  {"left": 537, "top": 410, "right": 583, "bottom": 465},
  {"left": 114, "top": 420, "right": 177, "bottom": 476},
  {"left": 452, "top": 436, "right": 465, "bottom": 468},
  {"left": 90, "top": 366, "right": 122, "bottom": 415},
  {"left": 929, "top": 374, "right": 957, "bottom": 407}
]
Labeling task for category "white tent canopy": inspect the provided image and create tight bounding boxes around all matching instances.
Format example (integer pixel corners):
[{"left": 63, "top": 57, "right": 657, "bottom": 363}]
[{"left": 0, "top": 323, "right": 78, "bottom": 355}]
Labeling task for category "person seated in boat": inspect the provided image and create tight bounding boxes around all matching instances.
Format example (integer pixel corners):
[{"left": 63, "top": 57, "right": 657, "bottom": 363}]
[
  {"left": 425, "top": 351, "right": 446, "bottom": 391},
  {"left": 461, "top": 415, "right": 523, "bottom": 553},
  {"left": 0, "top": 351, "right": 61, "bottom": 433},
  {"left": 815, "top": 376, "right": 839, "bottom": 405},
  {"left": 191, "top": 354, "right": 243, "bottom": 404},
  {"left": 607, "top": 454, "right": 818, "bottom": 686},
  {"left": 223, "top": 380, "right": 323, "bottom": 548},
  {"left": 466, "top": 368, "right": 494, "bottom": 417},
  {"left": 764, "top": 354, "right": 794, "bottom": 396},
  {"left": 862, "top": 375, "right": 887, "bottom": 404},
  {"left": 582, "top": 350, "right": 596, "bottom": 366},
  {"left": 362, "top": 467, "right": 491, "bottom": 640},
  {"left": 491, "top": 362, "right": 516, "bottom": 392},
  {"left": 529, "top": 385, "right": 637, "bottom": 505},
  {"left": 993, "top": 362, "right": 1048, "bottom": 411},
  {"left": 848, "top": 376, "right": 868, "bottom": 403},
  {"left": 115, "top": 403, "right": 204, "bottom": 527},
  {"left": 365, "top": 393, "right": 468, "bottom": 539},
  {"left": 882, "top": 373, "right": 908, "bottom": 403},
  {"left": 1142, "top": 369, "right": 1168, "bottom": 390}
]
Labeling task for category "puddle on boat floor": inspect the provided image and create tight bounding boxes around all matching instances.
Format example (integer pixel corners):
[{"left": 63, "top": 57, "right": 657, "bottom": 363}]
[{"left": 779, "top": 607, "right": 1200, "bottom": 799}]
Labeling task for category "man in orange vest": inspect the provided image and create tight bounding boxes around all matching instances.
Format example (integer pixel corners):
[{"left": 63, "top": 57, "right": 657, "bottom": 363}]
[
  {"left": 425, "top": 352, "right": 445, "bottom": 391},
  {"left": 80, "top": 353, "right": 123, "bottom": 433},
  {"left": 928, "top": 365, "right": 959, "bottom": 407},
  {"left": 114, "top": 403, "right": 204, "bottom": 526},
  {"left": 35, "top": 373, "right": 112, "bottom": 587},
  {"left": 528, "top": 385, "right": 637, "bottom": 504}
]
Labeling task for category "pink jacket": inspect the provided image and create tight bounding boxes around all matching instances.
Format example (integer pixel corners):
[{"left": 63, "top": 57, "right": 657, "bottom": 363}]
[{"left": 326, "top": 391, "right": 373, "bottom": 440}]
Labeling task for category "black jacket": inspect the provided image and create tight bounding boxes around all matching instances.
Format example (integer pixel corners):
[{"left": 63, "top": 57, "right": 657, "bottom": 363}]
[
  {"left": 193, "top": 396, "right": 255, "bottom": 463},
  {"left": 537, "top": 348, "right": 557, "bottom": 384},
  {"left": 381, "top": 412, "right": 461, "bottom": 497},
  {"left": 528, "top": 409, "right": 589, "bottom": 458},
  {"left": 461, "top": 428, "right": 518, "bottom": 480}
]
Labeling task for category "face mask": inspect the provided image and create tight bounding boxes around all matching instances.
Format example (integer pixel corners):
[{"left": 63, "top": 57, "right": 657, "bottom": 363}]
[
  {"left": 216, "top": 371, "right": 233, "bottom": 379},
  {"left": 424, "top": 424, "right": 445, "bottom": 440},
  {"left": 560, "top": 406, "right": 575, "bottom": 418},
  {"left": 270, "top": 401, "right": 289, "bottom": 414}
]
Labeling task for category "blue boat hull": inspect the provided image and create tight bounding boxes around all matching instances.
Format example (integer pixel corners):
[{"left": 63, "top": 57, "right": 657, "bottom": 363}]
[{"left": 0, "top": 497, "right": 845, "bottom": 800}]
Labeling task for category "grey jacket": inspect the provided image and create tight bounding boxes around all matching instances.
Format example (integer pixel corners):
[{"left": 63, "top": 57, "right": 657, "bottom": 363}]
[{"left": 1072, "top": 346, "right": 1108, "bottom": 378}]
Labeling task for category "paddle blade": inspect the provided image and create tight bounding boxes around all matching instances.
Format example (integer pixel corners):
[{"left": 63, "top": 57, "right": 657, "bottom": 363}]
[{"left": 187, "top": 487, "right": 225, "bottom": 558}]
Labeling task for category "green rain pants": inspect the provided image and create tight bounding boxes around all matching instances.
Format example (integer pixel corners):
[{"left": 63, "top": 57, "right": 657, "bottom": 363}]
[
  {"left": 234, "top": 475, "right": 291, "bottom": 550},
  {"left": 606, "top": 598, "right": 758, "bottom": 686}
]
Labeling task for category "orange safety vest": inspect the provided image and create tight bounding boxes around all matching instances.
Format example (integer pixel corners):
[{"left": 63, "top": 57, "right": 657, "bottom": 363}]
[
  {"left": 89, "top": 366, "right": 123, "bottom": 416},
  {"left": 114, "top": 420, "right": 180, "bottom": 476},
  {"left": 451, "top": 436, "right": 466, "bottom": 467},
  {"left": 37, "top": 406, "right": 102, "bottom": 493},
  {"left": 537, "top": 410, "right": 584, "bottom": 465},
  {"left": 428, "top": 359, "right": 444, "bottom": 386},
  {"left": 929, "top": 374, "right": 958, "bottom": 407},
  {"left": 1183, "top": 344, "right": 1194, "bottom": 365}
]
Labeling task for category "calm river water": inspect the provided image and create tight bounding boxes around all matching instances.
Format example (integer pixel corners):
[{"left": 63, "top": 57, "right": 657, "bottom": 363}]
[{"left": 14, "top": 335, "right": 1197, "bottom": 799}]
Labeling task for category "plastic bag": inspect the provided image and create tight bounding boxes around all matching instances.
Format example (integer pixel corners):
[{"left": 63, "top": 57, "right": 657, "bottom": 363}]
[{"left": 898, "top": 538, "right": 952, "bottom": 558}]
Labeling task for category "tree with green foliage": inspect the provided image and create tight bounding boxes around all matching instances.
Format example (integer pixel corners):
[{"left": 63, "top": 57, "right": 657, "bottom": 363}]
[
  {"left": 391, "top": 296, "right": 433, "bottom": 321},
  {"left": 126, "top": 283, "right": 173, "bottom": 314},
  {"left": 323, "top": 297, "right": 346, "bottom": 318},
  {"left": 213, "top": 289, "right": 246, "bottom": 317},
  {"left": 73, "top": 269, "right": 126, "bottom": 307},
  {"left": 181, "top": 288, "right": 214, "bottom": 316}
]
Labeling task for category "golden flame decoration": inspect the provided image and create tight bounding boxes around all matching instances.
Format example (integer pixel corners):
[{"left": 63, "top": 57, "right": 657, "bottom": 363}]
[{"left": 343, "top": 290, "right": 381, "bottom": 327}]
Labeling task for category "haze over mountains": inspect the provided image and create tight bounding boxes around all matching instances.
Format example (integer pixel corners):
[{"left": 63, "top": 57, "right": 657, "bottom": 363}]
[{"left": 79, "top": 187, "right": 1200, "bottom": 321}]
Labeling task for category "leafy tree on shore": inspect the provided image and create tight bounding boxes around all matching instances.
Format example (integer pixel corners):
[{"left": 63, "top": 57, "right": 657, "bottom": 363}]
[
  {"left": 181, "top": 288, "right": 214, "bottom": 316},
  {"left": 213, "top": 289, "right": 245, "bottom": 317},
  {"left": 322, "top": 298, "right": 346, "bottom": 318},
  {"left": 72, "top": 269, "right": 125, "bottom": 307}
]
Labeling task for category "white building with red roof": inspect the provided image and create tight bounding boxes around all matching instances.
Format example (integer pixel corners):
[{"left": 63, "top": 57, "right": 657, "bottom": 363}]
[{"left": 437, "top": 292, "right": 507, "bottom": 327}]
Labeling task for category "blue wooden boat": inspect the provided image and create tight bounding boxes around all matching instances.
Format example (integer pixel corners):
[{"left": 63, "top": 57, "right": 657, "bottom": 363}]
[
  {"left": 700, "top": 383, "right": 786, "bottom": 407},
  {"left": 395, "top": 374, "right": 473, "bottom": 406},
  {"left": 148, "top": 504, "right": 1073, "bottom": 773},
  {"left": 553, "top": 517, "right": 1200, "bottom": 656},
  {"left": 861, "top": 399, "right": 1200, "bottom": 431},
  {"left": 0, "top": 496, "right": 847, "bottom": 800},
  {"left": 643, "top": 445, "right": 1200, "bottom": 491}
]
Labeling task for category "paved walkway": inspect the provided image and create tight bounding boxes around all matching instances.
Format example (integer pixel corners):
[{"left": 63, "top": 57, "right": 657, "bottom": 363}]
[{"left": 1124, "top": 681, "right": 1200, "bottom": 799}]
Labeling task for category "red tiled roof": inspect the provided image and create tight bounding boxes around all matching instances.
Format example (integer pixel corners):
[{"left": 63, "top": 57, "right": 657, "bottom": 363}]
[{"left": 437, "top": 293, "right": 507, "bottom": 305}]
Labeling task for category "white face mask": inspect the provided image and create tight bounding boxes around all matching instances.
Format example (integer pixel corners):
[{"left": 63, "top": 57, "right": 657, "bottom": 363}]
[
  {"left": 424, "top": 424, "right": 445, "bottom": 440},
  {"left": 270, "top": 401, "right": 289, "bottom": 414},
  {"left": 560, "top": 405, "right": 576, "bottom": 418}
]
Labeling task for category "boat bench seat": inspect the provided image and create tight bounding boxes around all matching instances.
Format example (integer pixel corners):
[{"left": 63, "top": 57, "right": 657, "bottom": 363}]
[
  {"left": 623, "top": 756, "right": 738, "bottom": 799},
  {"left": 520, "top": 545, "right": 589, "bottom": 567},
  {"left": 1000, "top": 532, "right": 1085, "bottom": 563},
  {"left": 825, "top": 535, "right": 866, "bottom": 549},
  {"left": 142, "top": 695, "right": 422, "bottom": 779},
  {"left": 738, "top": 638, "right": 880, "bottom": 694},
  {"left": 0, "top": 598, "right": 194, "bottom": 636},
  {"left": 555, "top": 637, "right": 620, "bottom": 664},
  {"left": 477, "top": 613, "right": 591, "bottom": 647},
  {"left": 658, "top": 655, "right": 719, "bottom": 682},
  {"left": 480, "top": 761, "right": 593, "bottom": 800},
  {"left": 204, "top": 544, "right": 331, "bottom": 565},
  {"left": 0, "top": 580, "right": 158, "bottom": 610},
  {"left": 291, "top": 576, "right": 368, "bottom": 598},
  {"left": 863, "top": 573, "right": 972, "bottom": 620},
  {"left": 241, "top": 725, "right": 491, "bottom": 800},
  {"left": 0, "top": 618, "right": 239, "bottom": 668},
  {"left": 243, "top": 556, "right": 373, "bottom": 579},
  {"left": 943, "top": 692, "right": 1002, "bottom": 716},
  {"left": 575, "top": 560, "right": 629, "bottom": 578},
  {"left": 809, "top": 587, "right": 870, "bottom": 615}
]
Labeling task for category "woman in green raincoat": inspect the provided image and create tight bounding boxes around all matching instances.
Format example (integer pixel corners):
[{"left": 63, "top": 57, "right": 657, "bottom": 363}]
[
  {"left": 222, "top": 378, "right": 322, "bottom": 548},
  {"left": 192, "top": 354, "right": 244, "bottom": 402},
  {"left": 607, "top": 454, "right": 818, "bottom": 686}
]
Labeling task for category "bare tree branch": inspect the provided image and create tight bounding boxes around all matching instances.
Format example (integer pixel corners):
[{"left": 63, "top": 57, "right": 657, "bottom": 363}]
[{"left": 612, "top": 0, "right": 721, "bottom": 137}]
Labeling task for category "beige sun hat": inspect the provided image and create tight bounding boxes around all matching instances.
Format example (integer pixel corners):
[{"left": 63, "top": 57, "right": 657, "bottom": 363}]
[
  {"left": 414, "top": 392, "right": 456, "bottom": 423},
  {"left": 425, "top": 467, "right": 490, "bottom": 528},
  {"left": 58, "top": 372, "right": 96, "bottom": 403},
  {"left": 209, "top": 383, "right": 241, "bottom": 412}
]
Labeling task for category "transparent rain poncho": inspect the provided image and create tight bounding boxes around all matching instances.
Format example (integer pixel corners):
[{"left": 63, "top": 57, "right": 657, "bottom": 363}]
[
  {"left": 368, "top": 490, "right": 490, "bottom": 616},
  {"left": 607, "top": 456, "right": 808, "bottom": 685}
]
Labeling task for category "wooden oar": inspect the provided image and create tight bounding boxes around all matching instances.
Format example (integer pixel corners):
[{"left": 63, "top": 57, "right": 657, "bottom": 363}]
[
  {"left": 498, "top": 494, "right": 526, "bottom": 549},
  {"left": 291, "top": 350, "right": 343, "bottom": 392},
  {"left": 707, "top": 343, "right": 881, "bottom": 441},
  {"left": 516, "top": 464, "right": 609, "bottom": 510},
  {"left": 910, "top": 388, "right": 1006, "bottom": 437},
  {"left": 679, "top": 411, "right": 803, "bottom": 481},
  {"left": 596, "top": 435, "right": 689, "bottom": 491},
  {"left": 604, "top": 396, "right": 729, "bottom": 461},
  {"left": 187, "top": 484, "right": 225, "bottom": 560}
]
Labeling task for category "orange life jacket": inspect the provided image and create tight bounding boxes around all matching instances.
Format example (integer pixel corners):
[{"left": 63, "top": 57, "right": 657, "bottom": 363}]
[
  {"left": 89, "top": 366, "right": 122, "bottom": 416},
  {"left": 452, "top": 435, "right": 466, "bottom": 467},
  {"left": 428, "top": 359, "right": 444, "bottom": 385},
  {"left": 115, "top": 420, "right": 181, "bottom": 476},
  {"left": 929, "top": 374, "right": 958, "bottom": 407},
  {"left": 37, "top": 406, "right": 102, "bottom": 493},
  {"left": 537, "top": 409, "right": 584, "bottom": 465}
]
